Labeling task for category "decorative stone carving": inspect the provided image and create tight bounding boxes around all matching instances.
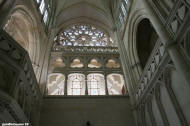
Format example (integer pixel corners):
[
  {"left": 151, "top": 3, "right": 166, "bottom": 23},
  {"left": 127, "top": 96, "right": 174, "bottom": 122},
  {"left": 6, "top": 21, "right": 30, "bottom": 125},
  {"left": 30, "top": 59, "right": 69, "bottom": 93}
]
[{"left": 0, "top": 29, "right": 42, "bottom": 125}]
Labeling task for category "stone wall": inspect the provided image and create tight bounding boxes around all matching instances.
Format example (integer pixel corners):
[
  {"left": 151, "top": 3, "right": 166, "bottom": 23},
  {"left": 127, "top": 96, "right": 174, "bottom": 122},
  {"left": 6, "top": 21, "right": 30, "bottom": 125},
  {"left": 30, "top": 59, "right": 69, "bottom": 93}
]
[{"left": 40, "top": 96, "right": 135, "bottom": 126}]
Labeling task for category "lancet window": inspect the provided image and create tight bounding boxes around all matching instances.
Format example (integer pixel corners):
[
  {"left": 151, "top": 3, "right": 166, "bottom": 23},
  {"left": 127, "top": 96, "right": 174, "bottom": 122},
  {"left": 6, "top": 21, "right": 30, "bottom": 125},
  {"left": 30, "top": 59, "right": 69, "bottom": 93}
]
[{"left": 35, "top": 0, "right": 51, "bottom": 24}]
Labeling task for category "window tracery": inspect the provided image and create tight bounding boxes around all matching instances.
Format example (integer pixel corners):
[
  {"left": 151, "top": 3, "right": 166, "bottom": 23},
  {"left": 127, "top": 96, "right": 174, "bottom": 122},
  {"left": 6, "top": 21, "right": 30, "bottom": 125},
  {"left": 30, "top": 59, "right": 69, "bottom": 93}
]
[
  {"left": 67, "top": 73, "right": 85, "bottom": 95},
  {"left": 121, "top": 3, "right": 126, "bottom": 16},
  {"left": 48, "top": 23, "right": 126, "bottom": 96},
  {"left": 116, "top": 0, "right": 131, "bottom": 26},
  {"left": 87, "top": 74, "right": 105, "bottom": 95},
  {"left": 53, "top": 24, "right": 116, "bottom": 50}
]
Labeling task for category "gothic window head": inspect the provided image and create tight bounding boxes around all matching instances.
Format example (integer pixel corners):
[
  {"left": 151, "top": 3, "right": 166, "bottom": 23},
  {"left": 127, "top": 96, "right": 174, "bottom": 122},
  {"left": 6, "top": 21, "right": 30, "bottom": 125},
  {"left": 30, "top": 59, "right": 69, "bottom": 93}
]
[{"left": 53, "top": 24, "right": 116, "bottom": 50}]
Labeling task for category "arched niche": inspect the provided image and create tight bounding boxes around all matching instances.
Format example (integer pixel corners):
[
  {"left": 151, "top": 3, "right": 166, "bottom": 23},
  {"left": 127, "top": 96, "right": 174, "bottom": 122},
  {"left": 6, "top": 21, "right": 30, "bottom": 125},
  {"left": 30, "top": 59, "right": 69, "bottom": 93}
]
[
  {"left": 88, "top": 58, "right": 102, "bottom": 68},
  {"left": 4, "top": 6, "right": 40, "bottom": 68},
  {"left": 136, "top": 18, "right": 158, "bottom": 69},
  {"left": 70, "top": 58, "right": 84, "bottom": 68},
  {"left": 50, "top": 58, "right": 66, "bottom": 71},
  {"left": 106, "top": 59, "right": 120, "bottom": 68}
]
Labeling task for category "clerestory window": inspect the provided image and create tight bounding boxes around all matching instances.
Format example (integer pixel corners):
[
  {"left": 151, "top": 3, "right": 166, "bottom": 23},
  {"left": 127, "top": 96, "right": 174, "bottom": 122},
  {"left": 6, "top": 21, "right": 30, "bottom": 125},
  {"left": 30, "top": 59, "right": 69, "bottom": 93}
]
[
  {"left": 87, "top": 74, "right": 105, "bottom": 95},
  {"left": 35, "top": 0, "right": 51, "bottom": 24},
  {"left": 47, "top": 73, "right": 126, "bottom": 96},
  {"left": 117, "top": 0, "right": 131, "bottom": 26}
]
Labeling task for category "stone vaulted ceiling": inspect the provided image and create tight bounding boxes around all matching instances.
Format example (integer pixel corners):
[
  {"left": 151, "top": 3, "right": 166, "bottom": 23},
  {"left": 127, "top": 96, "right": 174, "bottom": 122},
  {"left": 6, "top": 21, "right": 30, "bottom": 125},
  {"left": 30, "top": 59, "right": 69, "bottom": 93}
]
[{"left": 53, "top": 0, "right": 114, "bottom": 35}]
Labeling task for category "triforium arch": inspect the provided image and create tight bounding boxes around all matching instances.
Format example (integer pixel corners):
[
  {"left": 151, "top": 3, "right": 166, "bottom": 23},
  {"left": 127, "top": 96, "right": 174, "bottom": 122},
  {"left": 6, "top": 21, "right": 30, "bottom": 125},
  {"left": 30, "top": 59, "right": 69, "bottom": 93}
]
[
  {"left": 136, "top": 18, "right": 158, "bottom": 70},
  {"left": 3, "top": 5, "right": 41, "bottom": 76},
  {"left": 126, "top": 10, "right": 147, "bottom": 85},
  {"left": 127, "top": 9, "right": 159, "bottom": 87}
]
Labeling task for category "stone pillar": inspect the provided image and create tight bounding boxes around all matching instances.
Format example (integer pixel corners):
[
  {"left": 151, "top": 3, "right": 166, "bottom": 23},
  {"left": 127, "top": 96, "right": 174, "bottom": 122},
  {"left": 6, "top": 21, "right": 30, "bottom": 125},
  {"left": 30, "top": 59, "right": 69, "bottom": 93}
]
[
  {"left": 104, "top": 73, "right": 109, "bottom": 95},
  {"left": 142, "top": 0, "right": 190, "bottom": 85},
  {"left": 85, "top": 73, "right": 88, "bottom": 95},
  {"left": 113, "top": 31, "right": 136, "bottom": 103},
  {"left": 64, "top": 74, "right": 68, "bottom": 96}
]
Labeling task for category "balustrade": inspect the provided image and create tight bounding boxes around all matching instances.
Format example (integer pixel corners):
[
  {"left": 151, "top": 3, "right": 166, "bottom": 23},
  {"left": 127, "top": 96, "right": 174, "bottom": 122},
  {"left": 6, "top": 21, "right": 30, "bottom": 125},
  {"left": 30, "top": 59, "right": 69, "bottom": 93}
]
[
  {"left": 135, "top": 0, "right": 190, "bottom": 105},
  {"left": 53, "top": 46, "right": 119, "bottom": 54}
]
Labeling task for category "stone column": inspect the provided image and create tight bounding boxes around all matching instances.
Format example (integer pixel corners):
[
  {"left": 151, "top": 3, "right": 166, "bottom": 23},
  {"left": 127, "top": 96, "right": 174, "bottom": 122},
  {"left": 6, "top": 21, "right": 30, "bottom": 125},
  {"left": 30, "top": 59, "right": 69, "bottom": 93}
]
[
  {"left": 85, "top": 73, "right": 88, "bottom": 95},
  {"left": 64, "top": 73, "right": 68, "bottom": 96},
  {"left": 142, "top": 0, "right": 190, "bottom": 85},
  {"left": 104, "top": 73, "right": 109, "bottom": 95},
  {"left": 113, "top": 31, "right": 136, "bottom": 103}
]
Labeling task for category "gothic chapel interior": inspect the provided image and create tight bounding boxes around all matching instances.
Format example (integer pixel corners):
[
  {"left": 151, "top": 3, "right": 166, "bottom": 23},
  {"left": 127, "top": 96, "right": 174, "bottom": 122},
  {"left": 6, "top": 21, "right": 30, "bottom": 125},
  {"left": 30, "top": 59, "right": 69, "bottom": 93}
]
[{"left": 0, "top": 0, "right": 190, "bottom": 126}]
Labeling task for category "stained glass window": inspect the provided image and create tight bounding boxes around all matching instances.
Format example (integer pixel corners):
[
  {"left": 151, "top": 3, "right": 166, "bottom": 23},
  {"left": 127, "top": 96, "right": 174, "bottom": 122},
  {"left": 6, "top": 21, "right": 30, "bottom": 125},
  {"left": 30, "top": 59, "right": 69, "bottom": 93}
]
[
  {"left": 119, "top": 14, "right": 124, "bottom": 24},
  {"left": 121, "top": 3, "right": 126, "bottom": 16},
  {"left": 39, "top": 0, "right": 45, "bottom": 14},
  {"left": 87, "top": 74, "right": 105, "bottom": 95},
  {"left": 35, "top": 0, "right": 51, "bottom": 25},
  {"left": 117, "top": 0, "right": 131, "bottom": 26},
  {"left": 43, "top": 10, "right": 48, "bottom": 23},
  {"left": 124, "top": 0, "right": 128, "bottom": 5},
  {"left": 107, "top": 74, "right": 125, "bottom": 95},
  {"left": 47, "top": 73, "right": 65, "bottom": 95},
  {"left": 53, "top": 24, "right": 116, "bottom": 49},
  {"left": 36, "top": 0, "right": 40, "bottom": 4},
  {"left": 67, "top": 73, "right": 85, "bottom": 95}
]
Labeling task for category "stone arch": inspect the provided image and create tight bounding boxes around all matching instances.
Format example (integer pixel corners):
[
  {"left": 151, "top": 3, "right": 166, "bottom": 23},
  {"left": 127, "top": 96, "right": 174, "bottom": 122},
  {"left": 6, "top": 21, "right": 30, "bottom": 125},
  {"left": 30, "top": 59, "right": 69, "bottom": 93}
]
[
  {"left": 4, "top": 5, "right": 41, "bottom": 70},
  {"left": 127, "top": 9, "right": 147, "bottom": 81},
  {"left": 55, "top": 1, "right": 114, "bottom": 33},
  {"left": 105, "top": 57, "right": 120, "bottom": 68},
  {"left": 136, "top": 18, "right": 158, "bottom": 69},
  {"left": 53, "top": 17, "right": 115, "bottom": 48},
  {"left": 50, "top": 58, "right": 66, "bottom": 72},
  {"left": 127, "top": 9, "right": 159, "bottom": 83},
  {"left": 0, "top": 90, "right": 28, "bottom": 122},
  {"left": 70, "top": 58, "right": 84, "bottom": 68},
  {"left": 87, "top": 57, "right": 102, "bottom": 68}
]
